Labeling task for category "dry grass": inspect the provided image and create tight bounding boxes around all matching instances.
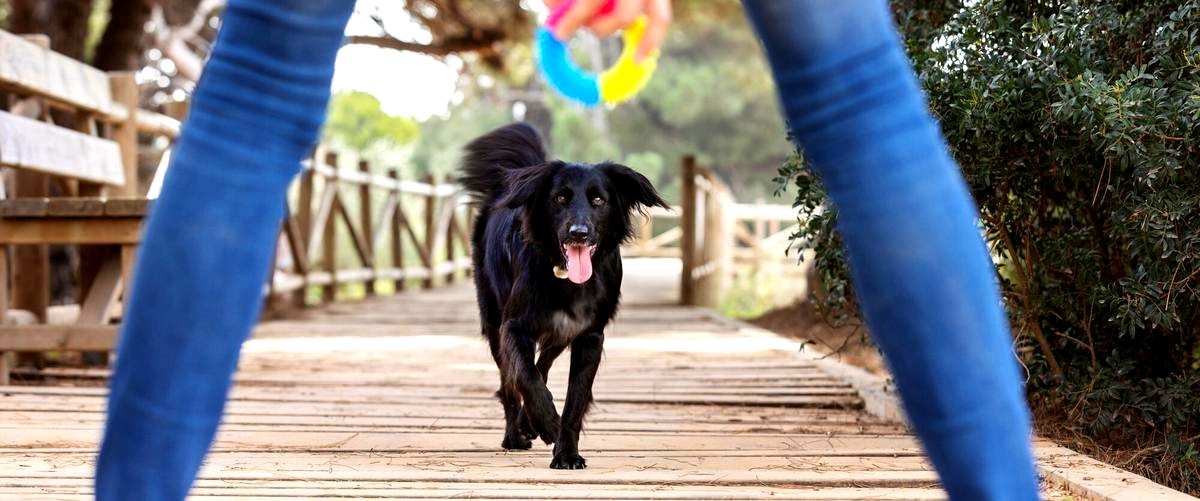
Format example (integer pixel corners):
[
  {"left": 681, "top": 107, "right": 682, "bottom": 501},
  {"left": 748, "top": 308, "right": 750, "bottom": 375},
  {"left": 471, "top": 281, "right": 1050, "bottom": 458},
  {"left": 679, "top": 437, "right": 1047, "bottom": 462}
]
[{"left": 1032, "top": 401, "right": 1199, "bottom": 497}]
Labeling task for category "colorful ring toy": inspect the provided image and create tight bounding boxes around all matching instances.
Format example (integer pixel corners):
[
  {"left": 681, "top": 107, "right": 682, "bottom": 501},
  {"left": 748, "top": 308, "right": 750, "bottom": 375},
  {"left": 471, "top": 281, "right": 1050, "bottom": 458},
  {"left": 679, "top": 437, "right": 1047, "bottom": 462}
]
[{"left": 536, "top": 0, "right": 659, "bottom": 107}]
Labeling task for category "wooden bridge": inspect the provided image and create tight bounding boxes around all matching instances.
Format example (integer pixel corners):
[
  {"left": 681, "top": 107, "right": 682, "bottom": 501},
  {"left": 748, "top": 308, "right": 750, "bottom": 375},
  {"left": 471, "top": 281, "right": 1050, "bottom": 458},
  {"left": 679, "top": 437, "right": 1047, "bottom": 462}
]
[
  {"left": 0, "top": 260, "right": 1188, "bottom": 500},
  {"left": 0, "top": 28, "right": 1194, "bottom": 501}
]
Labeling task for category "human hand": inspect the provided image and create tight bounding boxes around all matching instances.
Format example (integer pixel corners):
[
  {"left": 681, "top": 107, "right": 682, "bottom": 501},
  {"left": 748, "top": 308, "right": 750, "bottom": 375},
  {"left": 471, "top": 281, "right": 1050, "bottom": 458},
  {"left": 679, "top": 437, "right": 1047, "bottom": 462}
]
[{"left": 544, "top": 0, "right": 671, "bottom": 61}]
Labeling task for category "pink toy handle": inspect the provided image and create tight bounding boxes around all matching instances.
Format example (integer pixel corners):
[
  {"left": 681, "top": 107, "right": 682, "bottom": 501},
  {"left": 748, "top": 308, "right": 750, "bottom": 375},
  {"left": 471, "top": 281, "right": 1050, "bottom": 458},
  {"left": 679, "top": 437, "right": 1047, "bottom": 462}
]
[{"left": 546, "top": 0, "right": 618, "bottom": 30}]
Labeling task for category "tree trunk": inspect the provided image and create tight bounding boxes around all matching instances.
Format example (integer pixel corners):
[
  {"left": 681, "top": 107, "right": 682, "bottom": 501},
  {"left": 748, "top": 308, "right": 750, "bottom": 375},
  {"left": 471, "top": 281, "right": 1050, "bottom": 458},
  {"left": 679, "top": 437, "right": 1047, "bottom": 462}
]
[
  {"left": 94, "top": 0, "right": 153, "bottom": 71},
  {"left": 6, "top": 0, "right": 95, "bottom": 60}
]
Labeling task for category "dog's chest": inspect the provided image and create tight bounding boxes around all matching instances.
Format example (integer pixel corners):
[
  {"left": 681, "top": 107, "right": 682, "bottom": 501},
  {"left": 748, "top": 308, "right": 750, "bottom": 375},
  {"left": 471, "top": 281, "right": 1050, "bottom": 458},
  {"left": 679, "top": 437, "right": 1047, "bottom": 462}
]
[{"left": 545, "top": 301, "right": 595, "bottom": 346}]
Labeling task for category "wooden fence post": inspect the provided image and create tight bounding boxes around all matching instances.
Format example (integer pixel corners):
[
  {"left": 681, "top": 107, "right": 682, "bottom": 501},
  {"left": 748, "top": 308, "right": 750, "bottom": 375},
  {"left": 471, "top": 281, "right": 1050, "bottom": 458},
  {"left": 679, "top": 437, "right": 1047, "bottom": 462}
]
[
  {"left": 422, "top": 174, "right": 437, "bottom": 290},
  {"left": 321, "top": 151, "right": 339, "bottom": 303},
  {"left": 445, "top": 203, "right": 457, "bottom": 284},
  {"left": 358, "top": 160, "right": 375, "bottom": 296},
  {"left": 293, "top": 159, "right": 315, "bottom": 308},
  {"left": 388, "top": 169, "right": 406, "bottom": 292},
  {"left": 696, "top": 183, "right": 733, "bottom": 308},
  {"left": 679, "top": 156, "right": 697, "bottom": 305}
]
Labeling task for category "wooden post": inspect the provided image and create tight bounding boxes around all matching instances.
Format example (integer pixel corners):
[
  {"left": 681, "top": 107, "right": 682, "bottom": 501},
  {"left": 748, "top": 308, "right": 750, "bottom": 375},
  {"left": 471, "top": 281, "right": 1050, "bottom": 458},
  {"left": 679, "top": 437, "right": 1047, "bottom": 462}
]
[
  {"left": 445, "top": 206, "right": 457, "bottom": 284},
  {"left": 107, "top": 72, "right": 139, "bottom": 350},
  {"left": 0, "top": 246, "right": 10, "bottom": 385},
  {"left": 638, "top": 213, "right": 653, "bottom": 246},
  {"left": 388, "top": 169, "right": 406, "bottom": 292},
  {"left": 108, "top": 72, "right": 139, "bottom": 197},
  {"left": 463, "top": 205, "right": 474, "bottom": 278},
  {"left": 293, "top": 157, "right": 315, "bottom": 307},
  {"left": 321, "top": 152, "right": 339, "bottom": 302},
  {"left": 696, "top": 184, "right": 733, "bottom": 308},
  {"left": 679, "top": 156, "right": 697, "bottom": 305},
  {"left": 11, "top": 179, "right": 49, "bottom": 324},
  {"left": 422, "top": 174, "right": 437, "bottom": 290},
  {"left": 358, "top": 160, "right": 375, "bottom": 296}
]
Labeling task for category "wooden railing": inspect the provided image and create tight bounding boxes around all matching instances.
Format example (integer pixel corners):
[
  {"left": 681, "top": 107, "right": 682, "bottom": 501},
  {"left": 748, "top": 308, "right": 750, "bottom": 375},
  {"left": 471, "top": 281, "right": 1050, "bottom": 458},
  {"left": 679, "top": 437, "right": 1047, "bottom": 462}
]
[
  {"left": 625, "top": 155, "right": 799, "bottom": 307},
  {"left": 265, "top": 148, "right": 473, "bottom": 311}
]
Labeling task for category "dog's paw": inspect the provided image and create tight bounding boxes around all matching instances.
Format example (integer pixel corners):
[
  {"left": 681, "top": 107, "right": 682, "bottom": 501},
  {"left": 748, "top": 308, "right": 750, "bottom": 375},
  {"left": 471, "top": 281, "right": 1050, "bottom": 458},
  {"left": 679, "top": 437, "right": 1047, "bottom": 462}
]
[
  {"left": 501, "top": 434, "right": 533, "bottom": 450},
  {"left": 549, "top": 452, "right": 587, "bottom": 470}
]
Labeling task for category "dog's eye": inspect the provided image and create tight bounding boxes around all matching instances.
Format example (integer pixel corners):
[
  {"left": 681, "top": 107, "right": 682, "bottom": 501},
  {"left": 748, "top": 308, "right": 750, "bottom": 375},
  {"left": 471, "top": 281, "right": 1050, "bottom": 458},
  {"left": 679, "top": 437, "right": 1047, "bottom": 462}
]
[
  {"left": 591, "top": 197, "right": 605, "bottom": 207},
  {"left": 555, "top": 194, "right": 568, "bottom": 205}
]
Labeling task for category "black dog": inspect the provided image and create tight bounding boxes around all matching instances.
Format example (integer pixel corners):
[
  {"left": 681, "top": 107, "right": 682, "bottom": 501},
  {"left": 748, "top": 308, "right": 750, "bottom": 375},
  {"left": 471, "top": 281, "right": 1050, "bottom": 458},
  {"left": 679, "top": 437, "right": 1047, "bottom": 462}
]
[{"left": 459, "top": 123, "right": 668, "bottom": 469}]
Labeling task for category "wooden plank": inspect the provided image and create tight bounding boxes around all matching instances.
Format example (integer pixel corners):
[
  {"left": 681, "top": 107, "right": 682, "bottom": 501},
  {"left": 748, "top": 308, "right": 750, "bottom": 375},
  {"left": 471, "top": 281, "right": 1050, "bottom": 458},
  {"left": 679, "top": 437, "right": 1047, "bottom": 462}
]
[
  {"left": 0, "top": 384, "right": 861, "bottom": 409},
  {"left": 335, "top": 196, "right": 374, "bottom": 267},
  {"left": 280, "top": 211, "right": 308, "bottom": 275},
  {"left": 74, "top": 255, "right": 121, "bottom": 325},
  {"left": 0, "top": 409, "right": 904, "bottom": 435},
  {"left": 0, "top": 325, "right": 116, "bottom": 351},
  {"left": 0, "top": 110, "right": 124, "bottom": 186},
  {"left": 46, "top": 198, "right": 103, "bottom": 216},
  {"left": 1036, "top": 445, "right": 1197, "bottom": 501},
  {"left": 305, "top": 180, "right": 337, "bottom": 265},
  {"left": 0, "top": 192, "right": 143, "bottom": 221},
  {"left": 102, "top": 198, "right": 149, "bottom": 216},
  {"left": 0, "top": 30, "right": 121, "bottom": 119},
  {"left": 0, "top": 198, "right": 49, "bottom": 216},
  {"left": 0, "top": 396, "right": 887, "bottom": 425},
  {"left": 0, "top": 426, "right": 924, "bottom": 455},
  {"left": 0, "top": 219, "right": 142, "bottom": 245},
  {"left": 134, "top": 109, "right": 180, "bottom": 138}
]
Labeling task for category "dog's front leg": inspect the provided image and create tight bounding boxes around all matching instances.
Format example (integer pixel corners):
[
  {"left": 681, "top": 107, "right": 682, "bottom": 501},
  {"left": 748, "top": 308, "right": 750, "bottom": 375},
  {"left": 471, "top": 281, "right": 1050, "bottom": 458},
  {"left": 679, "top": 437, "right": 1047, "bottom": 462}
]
[
  {"left": 517, "top": 344, "right": 568, "bottom": 441},
  {"left": 500, "top": 320, "right": 561, "bottom": 444},
  {"left": 551, "top": 331, "right": 604, "bottom": 469}
]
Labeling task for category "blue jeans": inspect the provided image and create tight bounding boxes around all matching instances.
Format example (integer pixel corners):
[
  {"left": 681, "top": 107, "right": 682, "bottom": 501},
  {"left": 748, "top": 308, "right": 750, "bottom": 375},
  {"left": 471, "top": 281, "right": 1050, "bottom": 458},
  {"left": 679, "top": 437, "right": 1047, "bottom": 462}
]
[{"left": 95, "top": 0, "right": 1038, "bottom": 499}]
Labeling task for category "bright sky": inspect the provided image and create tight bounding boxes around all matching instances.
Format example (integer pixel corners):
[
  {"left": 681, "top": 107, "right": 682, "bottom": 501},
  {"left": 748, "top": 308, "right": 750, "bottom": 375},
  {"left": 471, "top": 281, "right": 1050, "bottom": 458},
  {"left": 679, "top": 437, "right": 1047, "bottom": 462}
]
[
  {"left": 331, "top": 45, "right": 459, "bottom": 120},
  {"left": 331, "top": 0, "right": 549, "bottom": 121}
]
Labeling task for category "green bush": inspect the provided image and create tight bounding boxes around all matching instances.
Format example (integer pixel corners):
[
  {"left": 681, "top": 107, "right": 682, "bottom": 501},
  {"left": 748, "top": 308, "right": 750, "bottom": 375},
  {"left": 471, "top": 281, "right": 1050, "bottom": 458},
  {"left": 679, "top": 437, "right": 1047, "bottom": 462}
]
[{"left": 778, "top": 0, "right": 1199, "bottom": 490}]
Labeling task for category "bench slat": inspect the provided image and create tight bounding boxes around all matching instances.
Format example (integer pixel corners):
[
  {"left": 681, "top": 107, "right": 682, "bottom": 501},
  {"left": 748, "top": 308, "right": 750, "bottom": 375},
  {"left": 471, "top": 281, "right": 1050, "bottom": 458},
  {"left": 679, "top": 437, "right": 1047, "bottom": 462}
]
[
  {"left": 0, "top": 109, "right": 125, "bottom": 186},
  {"left": 0, "top": 30, "right": 120, "bottom": 119},
  {"left": 0, "top": 218, "right": 142, "bottom": 244},
  {"left": 0, "top": 198, "right": 150, "bottom": 218}
]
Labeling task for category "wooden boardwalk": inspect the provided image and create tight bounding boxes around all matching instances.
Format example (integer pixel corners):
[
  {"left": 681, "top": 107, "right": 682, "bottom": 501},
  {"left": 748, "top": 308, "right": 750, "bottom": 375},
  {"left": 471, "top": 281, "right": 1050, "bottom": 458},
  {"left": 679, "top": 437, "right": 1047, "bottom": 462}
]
[{"left": 0, "top": 259, "right": 1191, "bottom": 500}]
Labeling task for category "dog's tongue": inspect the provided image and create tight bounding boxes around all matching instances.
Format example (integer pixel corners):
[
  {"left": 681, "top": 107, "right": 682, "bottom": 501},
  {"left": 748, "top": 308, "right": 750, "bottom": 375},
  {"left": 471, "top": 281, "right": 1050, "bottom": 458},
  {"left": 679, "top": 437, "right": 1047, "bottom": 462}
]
[{"left": 565, "top": 245, "right": 593, "bottom": 284}]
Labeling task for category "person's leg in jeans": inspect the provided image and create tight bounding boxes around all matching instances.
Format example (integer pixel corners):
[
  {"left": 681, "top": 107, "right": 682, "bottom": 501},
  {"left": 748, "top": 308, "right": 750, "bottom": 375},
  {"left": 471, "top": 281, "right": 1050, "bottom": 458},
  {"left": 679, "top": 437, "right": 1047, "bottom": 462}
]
[
  {"left": 741, "top": 1, "right": 1038, "bottom": 499},
  {"left": 94, "top": 1, "right": 355, "bottom": 499}
]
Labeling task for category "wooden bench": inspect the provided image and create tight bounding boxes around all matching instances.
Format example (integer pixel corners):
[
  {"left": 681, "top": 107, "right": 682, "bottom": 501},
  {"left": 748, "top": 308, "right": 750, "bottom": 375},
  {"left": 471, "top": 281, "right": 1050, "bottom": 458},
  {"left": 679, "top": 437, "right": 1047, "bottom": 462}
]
[{"left": 0, "top": 30, "right": 181, "bottom": 383}]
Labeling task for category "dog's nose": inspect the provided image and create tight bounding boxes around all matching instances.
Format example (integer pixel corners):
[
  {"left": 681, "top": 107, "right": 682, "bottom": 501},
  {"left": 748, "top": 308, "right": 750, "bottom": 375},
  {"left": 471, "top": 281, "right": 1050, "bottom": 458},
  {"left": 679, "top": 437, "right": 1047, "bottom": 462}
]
[{"left": 568, "top": 224, "right": 591, "bottom": 239}]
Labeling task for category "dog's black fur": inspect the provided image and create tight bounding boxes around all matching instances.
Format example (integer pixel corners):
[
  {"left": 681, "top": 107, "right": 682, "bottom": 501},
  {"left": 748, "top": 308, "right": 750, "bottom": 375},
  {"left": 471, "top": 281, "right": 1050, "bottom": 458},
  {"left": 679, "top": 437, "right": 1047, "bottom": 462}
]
[{"left": 459, "top": 123, "right": 668, "bottom": 469}]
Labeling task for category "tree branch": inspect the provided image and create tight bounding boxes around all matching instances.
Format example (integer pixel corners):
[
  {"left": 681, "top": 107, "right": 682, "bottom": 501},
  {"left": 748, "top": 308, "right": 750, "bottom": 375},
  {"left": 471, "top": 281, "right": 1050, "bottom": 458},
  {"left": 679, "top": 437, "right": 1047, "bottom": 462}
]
[{"left": 344, "top": 34, "right": 502, "bottom": 57}]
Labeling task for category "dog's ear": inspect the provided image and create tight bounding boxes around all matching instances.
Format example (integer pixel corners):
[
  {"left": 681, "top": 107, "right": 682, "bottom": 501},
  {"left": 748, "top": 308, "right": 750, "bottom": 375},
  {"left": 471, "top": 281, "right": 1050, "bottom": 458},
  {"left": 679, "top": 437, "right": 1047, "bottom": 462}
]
[
  {"left": 599, "top": 162, "right": 670, "bottom": 213},
  {"left": 496, "top": 162, "right": 561, "bottom": 209}
]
